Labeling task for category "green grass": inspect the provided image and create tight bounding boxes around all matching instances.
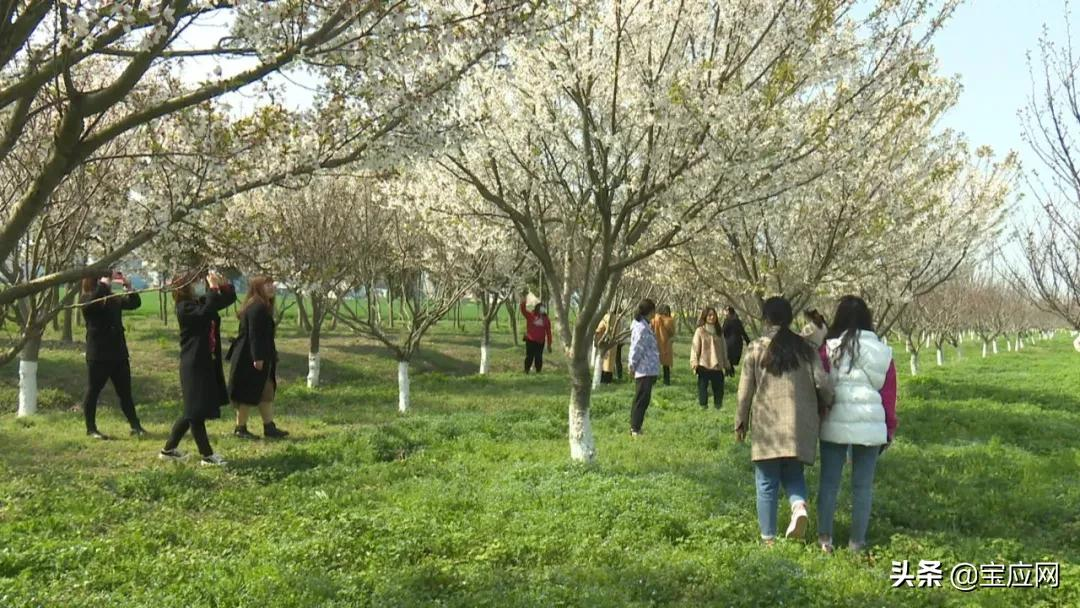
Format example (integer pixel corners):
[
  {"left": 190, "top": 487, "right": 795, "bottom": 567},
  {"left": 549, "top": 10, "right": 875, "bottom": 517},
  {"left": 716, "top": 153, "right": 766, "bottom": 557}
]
[{"left": 1, "top": 305, "right": 1078, "bottom": 607}]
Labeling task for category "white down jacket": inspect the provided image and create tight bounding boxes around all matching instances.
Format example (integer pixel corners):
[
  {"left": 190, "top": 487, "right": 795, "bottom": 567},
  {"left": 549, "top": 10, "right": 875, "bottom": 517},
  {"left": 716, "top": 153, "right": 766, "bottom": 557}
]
[{"left": 821, "top": 330, "right": 893, "bottom": 446}]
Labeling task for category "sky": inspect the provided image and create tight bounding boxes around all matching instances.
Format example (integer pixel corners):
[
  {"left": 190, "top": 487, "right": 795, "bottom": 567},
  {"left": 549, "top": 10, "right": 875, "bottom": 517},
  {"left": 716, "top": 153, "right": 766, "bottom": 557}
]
[{"left": 933, "top": 0, "right": 1068, "bottom": 206}]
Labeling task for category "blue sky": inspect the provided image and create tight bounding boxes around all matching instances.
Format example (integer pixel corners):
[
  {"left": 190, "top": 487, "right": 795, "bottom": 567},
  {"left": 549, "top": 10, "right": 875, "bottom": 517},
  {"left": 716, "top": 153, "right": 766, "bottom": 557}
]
[{"left": 934, "top": 0, "right": 1067, "bottom": 192}]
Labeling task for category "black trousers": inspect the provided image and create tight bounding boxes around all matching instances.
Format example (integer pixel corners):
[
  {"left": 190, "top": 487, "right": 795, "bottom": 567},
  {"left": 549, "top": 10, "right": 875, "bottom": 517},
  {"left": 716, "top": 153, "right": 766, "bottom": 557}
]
[
  {"left": 164, "top": 417, "right": 213, "bottom": 457},
  {"left": 83, "top": 359, "right": 140, "bottom": 433},
  {"left": 524, "top": 339, "right": 545, "bottom": 373},
  {"left": 600, "top": 371, "right": 614, "bottom": 384},
  {"left": 697, "top": 368, "right": 725, "bottom": 408},
  {"left": 662, "top": 365, "right": 671, "bottom": 385},
  {"left": 615, "top": 345, "right": 624, "bottom": 380},
  {"left": 630, "top": 376, "right": 657, "bottom": 433}
]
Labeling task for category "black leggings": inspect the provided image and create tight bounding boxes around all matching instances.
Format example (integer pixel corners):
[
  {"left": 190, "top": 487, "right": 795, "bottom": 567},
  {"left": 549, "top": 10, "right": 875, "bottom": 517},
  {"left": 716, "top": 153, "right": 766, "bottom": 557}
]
[
  {"left": 630, "top": 376, "right": 657, "bottom": 433},
  {"left": 697, "top": 368, "right": 725, "bottom": 408},
  {"left": 164, "top": 418, "right": 213, "bottom": 457},
  {"left": 524, "top": 339, "right": 545, "bottom": 373},
  {"left": 83, "top": 359, "right": 140, "bottom": 432}
]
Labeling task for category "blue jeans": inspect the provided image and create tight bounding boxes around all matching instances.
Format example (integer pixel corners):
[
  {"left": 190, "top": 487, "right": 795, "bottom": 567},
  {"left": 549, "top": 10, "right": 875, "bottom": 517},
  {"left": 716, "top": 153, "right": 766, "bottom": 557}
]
[
  {"left": 754, "top": 458, "right": 807, "bottom": 539},
  {"left": 817, "top": 441, "right": 880, "bottom": 545}
]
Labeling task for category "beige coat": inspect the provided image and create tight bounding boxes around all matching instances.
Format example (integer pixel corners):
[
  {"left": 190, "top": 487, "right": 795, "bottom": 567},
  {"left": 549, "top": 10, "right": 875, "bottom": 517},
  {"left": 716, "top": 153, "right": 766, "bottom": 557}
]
[
  {"left": 651, "top": 315, "right": 676, "bottom": 367},
  {"left": 736, "top": 332, "right": 834, "bottom": 464},
  {"left": 690, "top": 326, "right": 731, "bottom": 371}
]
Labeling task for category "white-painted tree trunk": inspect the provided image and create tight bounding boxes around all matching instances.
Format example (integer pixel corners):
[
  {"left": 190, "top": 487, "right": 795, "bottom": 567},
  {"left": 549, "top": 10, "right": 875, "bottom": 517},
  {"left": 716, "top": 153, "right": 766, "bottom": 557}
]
[
  {"left": 569, "top": 358, "right": 596, "bottom": 462},
  {"left": 909, "top": 351, "right": 919, "bottom": 376},
  {"left": 1006, "top": 340, "right": 1012, "bottom": 352},
  {"left": 398, "top": 361, "right": 410, "bottom": 413},
  {"left": 935, "top": 347, "right": 943, "bottom": 366},
  {"left": 479, "top": 341, "right": 491, "bottom": 375},
  {"left": 17, "top": 360, "right": 38, "bottom": 417},
  {"left": 982, "top": 341, "right": 988, "bottom": 358},
  {"left": 591, "top": 349, "right": 603, "bottom": 389},
  {"left": 1018, "top": 337, "right": 1024, "bottom": 350},
  {"left": 992, "top": 340, "right": 999, "bottom": 354},
  {"left": 307, "top": 352, "right": 321, "bottom": 388},
  {"left": 569, "top": 401, "right": 596, "bottom": 462}
]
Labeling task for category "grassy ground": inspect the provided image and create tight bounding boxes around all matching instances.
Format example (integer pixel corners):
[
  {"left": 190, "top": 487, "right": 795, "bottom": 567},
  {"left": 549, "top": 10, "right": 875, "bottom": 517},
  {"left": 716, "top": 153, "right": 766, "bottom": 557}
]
[{"left": 1, "top": 298, "right": 1078, "bottom": 607}]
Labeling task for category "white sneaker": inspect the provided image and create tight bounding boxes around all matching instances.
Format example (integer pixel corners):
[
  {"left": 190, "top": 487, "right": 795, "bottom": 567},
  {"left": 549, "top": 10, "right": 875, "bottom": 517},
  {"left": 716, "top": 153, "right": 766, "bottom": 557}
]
[
  {"left": 785, "top": 502, "right": 808, "bottom": 539},
  {"left": 200, "top": 453, "right": 227, "bottom": 466},
  {"left": 159, "top": 448, "right": 186, "bottom": 461}
]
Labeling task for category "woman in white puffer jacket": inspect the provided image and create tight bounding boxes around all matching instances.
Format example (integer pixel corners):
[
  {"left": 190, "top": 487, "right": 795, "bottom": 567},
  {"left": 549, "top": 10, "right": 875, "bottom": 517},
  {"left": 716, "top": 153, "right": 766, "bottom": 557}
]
[{"left": 817, "top": 296, "right": 898, "bottom": 554}]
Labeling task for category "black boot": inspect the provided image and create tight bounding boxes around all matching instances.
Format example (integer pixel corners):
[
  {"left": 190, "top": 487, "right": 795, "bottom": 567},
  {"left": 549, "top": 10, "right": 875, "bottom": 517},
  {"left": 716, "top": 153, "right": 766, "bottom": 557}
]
[
  {"left": 233, "top": 425, "right": 258, "bottom": 440},
  {"left": 263, "top": 422, "right": 289, "bottom": 439}
]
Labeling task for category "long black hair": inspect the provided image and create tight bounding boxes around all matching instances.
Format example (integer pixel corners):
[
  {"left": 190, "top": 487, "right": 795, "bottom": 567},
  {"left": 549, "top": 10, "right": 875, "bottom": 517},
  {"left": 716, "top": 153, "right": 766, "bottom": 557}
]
[
  {"left": 698, "top": 306, "right": 722, "bottom": 333},
  {"left": 826, "top": 295, "right": 875, "bottom": 372},
  {"left": 760, "top": 296, "right": 816, "bottom": 376},
  {"left": 635, "top": 298, "right": 656, "bottom": 322}
]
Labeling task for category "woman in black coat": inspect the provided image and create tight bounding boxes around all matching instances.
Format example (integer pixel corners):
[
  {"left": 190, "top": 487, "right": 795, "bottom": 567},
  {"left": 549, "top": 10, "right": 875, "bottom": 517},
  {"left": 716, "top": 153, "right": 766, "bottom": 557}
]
[
  {"left": 159, "top": 271, "right": 236, "bottom": 466},
  {"left": 722, "top": 306, "right": 752, "bottom": 369},
  {"left": 228, "top": 274, "right": 288, "bottom": 439},
  {"left": 79, "top": 271, "right": 146, "bottom": 439}
]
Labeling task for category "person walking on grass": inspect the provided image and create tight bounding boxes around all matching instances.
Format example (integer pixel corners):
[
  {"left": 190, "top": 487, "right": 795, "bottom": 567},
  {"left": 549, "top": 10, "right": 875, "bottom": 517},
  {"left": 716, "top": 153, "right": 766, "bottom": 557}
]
[
  {"left": 520, "top": 295, "right": 553, "bottom": 374},
  {"left": 817, "top": 295, "right": 897, "bottom": 554},
  {"left": 79, "top": 270, "right": 147, "bottom": 440},
  {"left": 723, "top": 306, "right": 752, "bottom": 368},
  {"left": 651, "top": 305, "right": 676, "bottom": 385},
  {"left": 736, "top": 297, "right": 833, "bottom": 546},
  {"left": 800, "top": 309, "right": 828, "bottom": 349},
  {"left": 228, "top": 275, "right": 289, "bottom": 440},
  {"left": 159, "top": 270, "right": 236, "bottom": 466},
  {"left": 690, "top": 307, "right": 734, "bottom": 409},
  {"left": 628, "top": 298, "right": 661, "bottom": 436}
]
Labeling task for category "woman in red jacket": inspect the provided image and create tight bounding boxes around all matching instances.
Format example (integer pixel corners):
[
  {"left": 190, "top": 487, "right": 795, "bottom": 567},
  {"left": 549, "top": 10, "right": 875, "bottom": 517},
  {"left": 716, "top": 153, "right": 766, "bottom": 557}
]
[{"left": 520, "top": 297, "right": 553, "bottom": 373}]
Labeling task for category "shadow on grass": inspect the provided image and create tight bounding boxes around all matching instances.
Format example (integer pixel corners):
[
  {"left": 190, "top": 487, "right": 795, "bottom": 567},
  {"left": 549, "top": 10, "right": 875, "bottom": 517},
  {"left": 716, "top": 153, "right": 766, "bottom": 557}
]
[{"left": 906, "top": 376, "right": 1080, "bottom": 415}]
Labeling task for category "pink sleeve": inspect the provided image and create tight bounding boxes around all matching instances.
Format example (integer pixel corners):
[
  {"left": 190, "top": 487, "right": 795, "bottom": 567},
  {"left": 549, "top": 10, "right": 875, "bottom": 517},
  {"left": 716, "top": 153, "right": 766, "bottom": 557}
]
[
  {"left": 818, "top": 344, "right": 830, "bottom": 373},
  {"left": 880, "top": 360, "right": 898, "bottom": 441}
]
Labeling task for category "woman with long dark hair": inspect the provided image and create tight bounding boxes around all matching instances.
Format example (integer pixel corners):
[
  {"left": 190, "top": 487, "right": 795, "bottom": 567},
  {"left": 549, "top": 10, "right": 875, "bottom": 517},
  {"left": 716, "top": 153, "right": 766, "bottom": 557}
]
[
  {"left": 736, "top": 297, "right": 833, "bottom": 545},
  {"left": 817, "top": 295, "right": 897, "bottom": 553},
  {"left": 690, "top": 307, "right": 733, "bottom": 409},
  {"left": 228, "top": 275, "right": 289, "bottom": 439},
  {"left": 627, "top": 298, "right": 660, "bottom": 436},
  {"left": 79, "top": 270, "right": 145, "bottom": 439},
  {"left": 722, "top": 306, "right": 752, "bottom": 368},
  {"left": 159, "top": 270, "right": 236, "bottom": 465}
]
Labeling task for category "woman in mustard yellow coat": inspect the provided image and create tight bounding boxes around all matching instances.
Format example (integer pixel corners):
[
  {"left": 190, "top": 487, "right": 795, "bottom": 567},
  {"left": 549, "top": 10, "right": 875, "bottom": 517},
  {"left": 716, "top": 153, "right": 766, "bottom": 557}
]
[{"left": 651, "top": 305, "right": 676, "bottom": 385}]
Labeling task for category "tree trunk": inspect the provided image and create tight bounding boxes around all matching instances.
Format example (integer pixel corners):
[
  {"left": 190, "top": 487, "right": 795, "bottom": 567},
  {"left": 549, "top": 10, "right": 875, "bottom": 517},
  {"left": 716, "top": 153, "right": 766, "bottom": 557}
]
[
  {"left": 296, "top": 291, "right": 311, "bottom": 332},
  {"left": 982, "top": 340, "right": 988, "bottom": 358},
  {"left": 910, "top": 350, "right": 920, "bottom": 376},
  {"left": 568, "top": 353, "right": 596, "bottom": 462},
  {"left": 307, "top": 308, "right": 323, "bottom": 388},
  {"left": 1006, "top": 339, "right": 1012, "bottom": 352},
  {"left": 506, "top": 300, "right": 519, "bottom": 346},
  {"left": 479, "top": 318, "right": 492, "bottom": 375},
  {"left": 591, "top": 346, "right": 603, "bottom": 389},
  {"left": 61, "top": 305, "right": 74, "bottom": 343},
  {"left": 935, "top": 346, "right": 943, "bottom": 366},
  {"left": 17, "top": 331, "right": 43, "bottom": 417},
  {"left": 389, "top": 292, "right": 395, "bottom": 328},
  {"left": 398, "top": 360, "right": 411, "bottom": 413},
  {"left": 992, "top": 339, "right": 999, "bottom": 354}
]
